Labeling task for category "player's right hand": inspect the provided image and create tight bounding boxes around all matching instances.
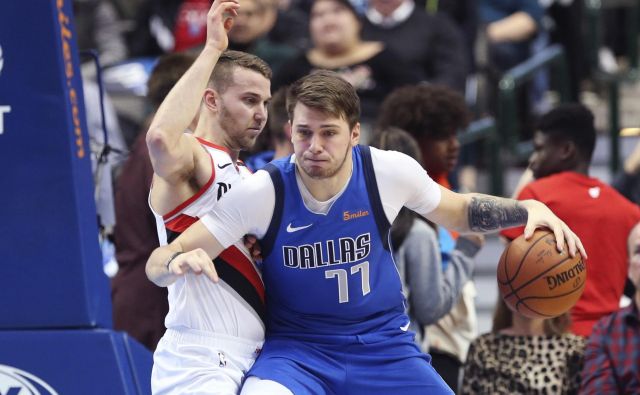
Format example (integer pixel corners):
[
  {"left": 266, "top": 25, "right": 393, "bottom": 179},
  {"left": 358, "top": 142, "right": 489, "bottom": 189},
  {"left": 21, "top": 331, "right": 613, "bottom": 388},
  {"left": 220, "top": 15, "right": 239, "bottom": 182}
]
[
  {"left": 167, "top": 248, "right": 219, "bottom": 283},
  {"left": 206, "top": 0, "right": 240, "bottom": 52}
]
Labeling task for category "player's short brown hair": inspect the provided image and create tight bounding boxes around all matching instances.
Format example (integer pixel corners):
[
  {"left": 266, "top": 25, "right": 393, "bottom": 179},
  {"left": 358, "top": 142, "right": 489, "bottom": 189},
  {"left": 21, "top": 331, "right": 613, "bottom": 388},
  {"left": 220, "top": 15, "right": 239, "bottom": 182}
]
[
  {"left": 286, "top": 70, "right": 360, "bottom": 129},
  {"left": 209, "top": 50, "right": 272, "bottom": 93}
]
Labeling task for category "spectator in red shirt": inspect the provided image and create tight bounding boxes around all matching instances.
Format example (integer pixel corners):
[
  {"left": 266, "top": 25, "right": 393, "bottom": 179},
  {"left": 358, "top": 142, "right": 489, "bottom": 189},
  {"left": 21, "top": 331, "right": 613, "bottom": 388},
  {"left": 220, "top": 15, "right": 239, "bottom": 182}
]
[
  {"left": 580, "top": 222, "right": 640, "bottom": 394},
  {"left": 502, "top": 103, "right": 640, "bottom": 337}
]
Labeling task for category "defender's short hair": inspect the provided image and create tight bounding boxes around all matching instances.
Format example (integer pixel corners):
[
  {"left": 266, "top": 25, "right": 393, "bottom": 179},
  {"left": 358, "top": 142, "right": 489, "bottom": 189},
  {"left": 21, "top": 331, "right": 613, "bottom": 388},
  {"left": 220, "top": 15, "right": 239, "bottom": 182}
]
[{"left": 209, "top": 50, "right": 272, "bottom": 92}]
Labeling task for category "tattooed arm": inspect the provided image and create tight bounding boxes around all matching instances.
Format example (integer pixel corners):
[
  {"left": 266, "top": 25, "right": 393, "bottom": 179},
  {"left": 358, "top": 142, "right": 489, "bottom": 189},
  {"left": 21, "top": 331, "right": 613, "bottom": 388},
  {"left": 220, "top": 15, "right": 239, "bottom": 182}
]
[
  {"left": 467, "top": 195, "right": 528, "bottom": 232},
  {"left": 425, "top": 186, "right": 587, "bottom": 258}
]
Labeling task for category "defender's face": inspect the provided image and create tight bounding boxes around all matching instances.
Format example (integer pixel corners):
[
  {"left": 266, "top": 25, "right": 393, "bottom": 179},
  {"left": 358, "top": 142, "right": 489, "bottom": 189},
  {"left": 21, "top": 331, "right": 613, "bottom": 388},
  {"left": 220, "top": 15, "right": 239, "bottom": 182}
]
[
  {"left": 291, "top": 103, "right": 360, "bottom": 179},
  {"left": 217, "top": 67, "right": 271, "bottom": 151},
  {"left": 529, "top": 131, "right": 564, "bottom": 180}
]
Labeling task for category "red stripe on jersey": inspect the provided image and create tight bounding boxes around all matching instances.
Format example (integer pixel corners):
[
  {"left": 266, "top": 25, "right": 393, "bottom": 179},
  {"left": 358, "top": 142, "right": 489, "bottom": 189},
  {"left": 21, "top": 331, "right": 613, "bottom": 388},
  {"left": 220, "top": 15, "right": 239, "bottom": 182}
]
[
  {"left": 162, "top": 155, "right": 215, "bottom": 221},
  {"left": 196, "top": 136, "right": 232, "bottom": 155},
  {"left": 165, "top": 214, "right": 198, "bottom": 233},
  {"left": 220, "top": 246, "right": 265, "bottom": 302}
]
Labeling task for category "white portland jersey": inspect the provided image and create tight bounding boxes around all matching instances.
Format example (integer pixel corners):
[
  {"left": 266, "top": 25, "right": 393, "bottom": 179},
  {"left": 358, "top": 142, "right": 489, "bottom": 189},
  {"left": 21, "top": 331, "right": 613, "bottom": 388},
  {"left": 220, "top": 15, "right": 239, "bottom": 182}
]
[{"left": 151, "top": 137, "right": 264, "bottom": 342}]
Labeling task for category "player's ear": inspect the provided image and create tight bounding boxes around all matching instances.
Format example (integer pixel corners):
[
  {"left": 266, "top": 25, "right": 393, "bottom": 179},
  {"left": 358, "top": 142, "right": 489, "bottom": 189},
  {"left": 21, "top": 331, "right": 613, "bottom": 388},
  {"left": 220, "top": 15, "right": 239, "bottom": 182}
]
[
  {"left": 562, "top": 140, "right": 577, "bottom": 161},
  {"left": 350, "top": 123, "right": 361, "bottom": 146},
  {"left": 203, "top": 88, "right": 219, "bottom": 113}
]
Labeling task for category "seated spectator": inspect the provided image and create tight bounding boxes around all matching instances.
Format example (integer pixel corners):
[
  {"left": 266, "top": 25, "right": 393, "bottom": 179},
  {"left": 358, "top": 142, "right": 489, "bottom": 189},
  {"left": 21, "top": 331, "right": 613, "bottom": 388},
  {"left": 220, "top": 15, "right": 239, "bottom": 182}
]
[
  {"left": 501, "top": 104, "right": 640, "bottom": 337},
  {"left": 462, "top": 298, "right": 585, "bottom": 394},
  {"left": 476, "top": 0, "right": 546, "bottom": 123},
  {"left": 228, "top": 0, "right": 298, "bottom": 73},
  {"left": 273, "top": 0, "right": 422, "bottom": 125},
  {"left": 369, "top": 127, "right": 482, "bottom": 350},
  {"left": 613, "top": 137, "right": 640, "bottom": 205},
  {"left": 376, "top": 85, "right": 479, "bottom": 392},
  {"left": 361, "top": 0, "right": 468, "bottom": 93},
  {"left": 128, "top": 0, "right": 203, "bottom": 56},
  {"left": 479, "top": 0, "right": 543, "bottom": 72},
  {"left": 74, "top": 0, "right": 128, "bottom": 66},
  {"left": 580, "top": 223, "right": 640, "bottom": 394},
  {"left": 376, "top": 84, "right": 469, "bottom": 190}
]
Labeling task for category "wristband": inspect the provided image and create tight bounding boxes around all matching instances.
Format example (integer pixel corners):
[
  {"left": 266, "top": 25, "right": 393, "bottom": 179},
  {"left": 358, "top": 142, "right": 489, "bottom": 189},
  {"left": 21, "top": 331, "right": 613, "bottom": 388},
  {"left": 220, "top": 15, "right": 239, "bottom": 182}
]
[{"left": 166, "top": 251, "right": 184, "bottom": 271}]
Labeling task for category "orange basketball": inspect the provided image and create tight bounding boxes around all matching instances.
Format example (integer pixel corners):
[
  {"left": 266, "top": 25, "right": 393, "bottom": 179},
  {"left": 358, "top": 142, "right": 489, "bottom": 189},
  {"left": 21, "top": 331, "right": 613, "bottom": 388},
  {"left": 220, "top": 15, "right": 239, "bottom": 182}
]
[{"left": 497, "top": 229, "right": 586, "bottom": 319}]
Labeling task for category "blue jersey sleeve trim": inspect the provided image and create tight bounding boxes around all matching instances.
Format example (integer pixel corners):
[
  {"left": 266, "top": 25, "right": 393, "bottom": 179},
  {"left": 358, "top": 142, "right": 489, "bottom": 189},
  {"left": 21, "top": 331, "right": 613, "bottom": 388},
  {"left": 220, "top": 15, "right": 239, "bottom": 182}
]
[
  {"left": 359, "top": 145, "right": 391, "bottom": 250},
  {"left": 260, "top": 163, "right": 285, "bottom": 259}
]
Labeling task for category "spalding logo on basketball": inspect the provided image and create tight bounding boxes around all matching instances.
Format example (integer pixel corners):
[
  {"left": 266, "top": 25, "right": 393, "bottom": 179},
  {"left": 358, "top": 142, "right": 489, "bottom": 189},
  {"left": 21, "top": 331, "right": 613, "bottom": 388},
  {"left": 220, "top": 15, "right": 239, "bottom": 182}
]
[
  {"left": 498, "top": 230, "right": 586, "bottom": 319},
  {"left": 0, "top": 364, "right": 59, "bottom": 395}
]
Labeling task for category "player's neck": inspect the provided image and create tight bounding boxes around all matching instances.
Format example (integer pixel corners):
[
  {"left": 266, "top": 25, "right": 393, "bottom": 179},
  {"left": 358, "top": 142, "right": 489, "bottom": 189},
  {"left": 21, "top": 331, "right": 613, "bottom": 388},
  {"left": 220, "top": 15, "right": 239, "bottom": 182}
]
[{"left": 194, "top": 121, "right": 240, "bottom": 162}]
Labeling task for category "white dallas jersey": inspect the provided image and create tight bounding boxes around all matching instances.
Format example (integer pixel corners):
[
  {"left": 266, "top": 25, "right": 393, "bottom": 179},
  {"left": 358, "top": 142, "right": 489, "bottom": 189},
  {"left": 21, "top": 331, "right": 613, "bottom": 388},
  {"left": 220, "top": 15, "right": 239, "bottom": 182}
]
[{"left": 151, "top": 137, "right": 264, "bottom": 342}]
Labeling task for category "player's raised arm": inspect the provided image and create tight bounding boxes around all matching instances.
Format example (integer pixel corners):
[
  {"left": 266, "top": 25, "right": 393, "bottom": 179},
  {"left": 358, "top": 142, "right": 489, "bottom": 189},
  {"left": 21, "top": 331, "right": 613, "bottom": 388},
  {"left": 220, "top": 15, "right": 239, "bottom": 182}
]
[
  {"left": 426, "top": 186, "right": 587, "bottom": 259},
  {"left": 146, "top": 221, "right": 226, "bottom": 287},
  {"left": 145, "top": 0, "right": 239, "bottom": 181}
]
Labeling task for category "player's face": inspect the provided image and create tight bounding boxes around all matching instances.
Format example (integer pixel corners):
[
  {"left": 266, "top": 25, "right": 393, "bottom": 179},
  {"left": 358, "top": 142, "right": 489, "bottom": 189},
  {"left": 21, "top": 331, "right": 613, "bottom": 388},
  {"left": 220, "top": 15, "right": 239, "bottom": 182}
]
[
  {"left": 628, "top": 227, "right": 640, "bottom": 287},
  {"left": 529, "top": 131, "right": 564, "bottom": 180},
  {"left": 291, "top": 103, "right": 360, "bottom": 179},
  {"left": 420, "top": 135, "right": 460, "bottom": 176},
  {"left": 217, "top": 67, "right": 271, "bottom": 150}
]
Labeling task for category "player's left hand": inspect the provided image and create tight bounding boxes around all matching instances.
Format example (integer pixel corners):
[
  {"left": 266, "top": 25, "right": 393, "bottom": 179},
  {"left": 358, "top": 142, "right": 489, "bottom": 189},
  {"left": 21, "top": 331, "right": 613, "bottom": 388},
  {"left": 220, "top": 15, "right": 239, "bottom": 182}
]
[{"left": 521, "top": 199, "right": 587, "bottom": 259}]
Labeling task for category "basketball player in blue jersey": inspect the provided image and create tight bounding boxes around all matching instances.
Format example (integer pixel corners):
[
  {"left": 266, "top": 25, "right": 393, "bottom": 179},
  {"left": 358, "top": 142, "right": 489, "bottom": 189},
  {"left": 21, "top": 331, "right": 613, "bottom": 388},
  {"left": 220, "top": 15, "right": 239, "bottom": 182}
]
[
  {"left": 147, "top": 70, "right": 587, "bottom": 394},
  {"left": 144, "top": 0, "right": 272, "bottom": 393}
]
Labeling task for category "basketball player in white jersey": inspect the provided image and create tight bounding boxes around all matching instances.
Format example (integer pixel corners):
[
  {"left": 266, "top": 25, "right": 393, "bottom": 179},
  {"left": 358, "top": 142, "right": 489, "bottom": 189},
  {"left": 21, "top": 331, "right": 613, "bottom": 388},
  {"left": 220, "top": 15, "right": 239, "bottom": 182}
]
[{"left": 144, "top": 0, "right": 271, "bottom": 393}]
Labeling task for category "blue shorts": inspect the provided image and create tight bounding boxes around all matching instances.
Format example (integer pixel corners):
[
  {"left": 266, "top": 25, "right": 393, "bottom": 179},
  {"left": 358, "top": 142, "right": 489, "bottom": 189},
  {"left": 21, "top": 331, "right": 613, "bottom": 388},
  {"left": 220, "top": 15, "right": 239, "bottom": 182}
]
[{"left": 247, "top": 330, "right": 452, "bottom": 395}]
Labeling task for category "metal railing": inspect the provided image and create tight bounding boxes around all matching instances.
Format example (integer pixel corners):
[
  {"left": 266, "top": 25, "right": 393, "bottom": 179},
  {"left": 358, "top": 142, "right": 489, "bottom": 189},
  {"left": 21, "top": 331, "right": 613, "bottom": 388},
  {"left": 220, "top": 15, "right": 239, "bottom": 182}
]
[
  {"left": 585, "top": 0, "right": 640, "bottom": 173},
  {"left": 458, "top": 117, "right": 501, "bottom": 195},
  {"left": 497, "top": 44, "right": 570, "bottom": 158}
]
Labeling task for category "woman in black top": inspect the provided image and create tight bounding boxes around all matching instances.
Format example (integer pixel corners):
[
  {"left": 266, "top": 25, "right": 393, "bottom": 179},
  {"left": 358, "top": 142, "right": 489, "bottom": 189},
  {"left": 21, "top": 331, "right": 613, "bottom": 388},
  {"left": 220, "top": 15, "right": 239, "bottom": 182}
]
[{"left": 273, "top": 0, "right": 422, "bottom": 124}]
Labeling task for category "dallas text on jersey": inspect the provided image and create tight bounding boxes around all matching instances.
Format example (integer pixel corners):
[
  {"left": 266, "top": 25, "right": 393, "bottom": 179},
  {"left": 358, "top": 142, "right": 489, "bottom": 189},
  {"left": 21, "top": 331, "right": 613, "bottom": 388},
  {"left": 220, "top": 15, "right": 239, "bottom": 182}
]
[{"left": 282, "top": 233, "right": 372, "bottom": 269}]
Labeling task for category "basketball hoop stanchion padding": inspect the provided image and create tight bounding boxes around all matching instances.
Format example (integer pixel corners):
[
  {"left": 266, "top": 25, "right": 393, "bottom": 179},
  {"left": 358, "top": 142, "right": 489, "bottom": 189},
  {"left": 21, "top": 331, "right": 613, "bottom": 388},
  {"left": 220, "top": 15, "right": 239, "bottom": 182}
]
[{"left": 0, "top": 1, "right": 151, "bottom": 393}]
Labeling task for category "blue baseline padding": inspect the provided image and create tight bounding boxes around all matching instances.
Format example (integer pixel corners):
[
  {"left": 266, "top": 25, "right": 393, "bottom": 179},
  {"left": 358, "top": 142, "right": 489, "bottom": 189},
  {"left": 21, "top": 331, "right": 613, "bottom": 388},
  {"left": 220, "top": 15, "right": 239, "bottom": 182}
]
[
  {"left": 0, "top": 0, "right": 111, "bottom": 328},
  {"left": 0, "top": 329, "right": 152, "bottom": 395}
]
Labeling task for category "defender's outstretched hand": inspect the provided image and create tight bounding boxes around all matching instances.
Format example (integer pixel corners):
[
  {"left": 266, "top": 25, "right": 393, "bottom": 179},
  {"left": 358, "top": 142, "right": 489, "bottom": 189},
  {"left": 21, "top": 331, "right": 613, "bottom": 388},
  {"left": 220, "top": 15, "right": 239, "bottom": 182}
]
[
  {"left": 206, "top": 0, "right": 240, "bottom": 52},
  {"left": 521, "top": 199, "right": 587, "bottom": 259},
  {"left": 166, "top": 248, "right": 219, "bottom": 283}
]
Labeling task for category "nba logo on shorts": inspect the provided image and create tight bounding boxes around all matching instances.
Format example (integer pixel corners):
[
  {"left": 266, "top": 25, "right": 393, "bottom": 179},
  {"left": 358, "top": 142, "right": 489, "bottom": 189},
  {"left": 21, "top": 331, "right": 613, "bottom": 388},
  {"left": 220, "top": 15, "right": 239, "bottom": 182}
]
[{"left": 0, "top": 364, "right": 59, "bottom": 395}]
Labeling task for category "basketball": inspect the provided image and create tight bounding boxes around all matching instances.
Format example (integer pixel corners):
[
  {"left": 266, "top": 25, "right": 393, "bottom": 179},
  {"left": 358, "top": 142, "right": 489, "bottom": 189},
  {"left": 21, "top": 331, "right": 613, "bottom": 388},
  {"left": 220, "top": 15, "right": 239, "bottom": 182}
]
[{"left": 497, "top": 229, "right": 586, "bottom": 319}]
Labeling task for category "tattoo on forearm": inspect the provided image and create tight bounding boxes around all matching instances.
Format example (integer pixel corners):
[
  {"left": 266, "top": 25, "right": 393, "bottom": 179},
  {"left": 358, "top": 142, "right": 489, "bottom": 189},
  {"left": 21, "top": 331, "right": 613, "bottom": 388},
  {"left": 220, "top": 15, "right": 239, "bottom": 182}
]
[{"left": 468, "top": 196, "right": 528, "bottom": 232}]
